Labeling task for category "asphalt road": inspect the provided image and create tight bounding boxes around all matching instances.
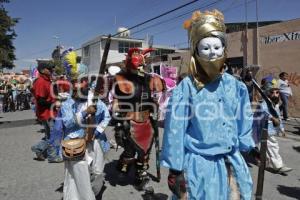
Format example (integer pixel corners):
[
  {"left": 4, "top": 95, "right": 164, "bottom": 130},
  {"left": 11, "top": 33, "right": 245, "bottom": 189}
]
[{"left": 0, "top": 110, "right": 299, "bottom": 200}]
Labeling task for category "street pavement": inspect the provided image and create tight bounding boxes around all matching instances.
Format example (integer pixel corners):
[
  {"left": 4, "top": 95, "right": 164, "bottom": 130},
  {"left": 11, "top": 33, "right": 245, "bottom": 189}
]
[{"left": 0, "top": 110, "right": 299, "bottom": 200}]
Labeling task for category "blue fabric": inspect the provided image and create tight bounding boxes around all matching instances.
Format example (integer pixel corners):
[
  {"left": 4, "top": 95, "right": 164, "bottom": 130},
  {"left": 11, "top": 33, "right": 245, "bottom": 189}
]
[
  {"left": 253, "top": 101, "right": 282, "bottom": 137},
  {"left": 161, "top": 73, "right": 255, "bottom": 200},
  {"left": 31, "top": 139, "right": 48, "bottom": 155},
  {"left": 77, "top": 63, "right": 88, "bottom": 75},
  {"left": 48, "top": 112, "right": 63, "bottom": 160},
  {"left": 61, "top": 98, "right": 85, "bottom": 139},
  {"left": 31, "top": 119, "right": 58, "bottom": 160},
  {"left": 60, "top": 97, "right": 111, "bottom": 152},
  {"left": 97, "top": 133, "right": 110, "bottom": 153},
  {"left": 279, "top": 93, "right": 289, "bottom": 119},
  {"left": 94, "top": 100, "right": 111, "bottom": 153}
]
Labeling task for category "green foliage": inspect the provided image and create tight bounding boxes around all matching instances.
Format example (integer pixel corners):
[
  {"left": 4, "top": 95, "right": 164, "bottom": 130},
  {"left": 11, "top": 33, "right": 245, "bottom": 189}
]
[{"left": 0, "top": 0, "right": 19, "bottom": 69}]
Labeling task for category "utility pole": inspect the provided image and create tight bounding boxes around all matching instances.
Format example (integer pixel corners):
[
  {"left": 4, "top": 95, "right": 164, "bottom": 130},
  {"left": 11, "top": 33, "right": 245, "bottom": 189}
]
[
  {"left": 255, "top": 0, "right": 259, "bottom": 65},
  {"left": 244, "top": 0, "right": 248, "bottom": 68}
]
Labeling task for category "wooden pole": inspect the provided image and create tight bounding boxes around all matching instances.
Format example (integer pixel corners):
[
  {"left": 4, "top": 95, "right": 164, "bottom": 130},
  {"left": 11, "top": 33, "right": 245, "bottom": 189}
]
[{"left": 255, "top": 115, "right": 268, "bottom": 200}]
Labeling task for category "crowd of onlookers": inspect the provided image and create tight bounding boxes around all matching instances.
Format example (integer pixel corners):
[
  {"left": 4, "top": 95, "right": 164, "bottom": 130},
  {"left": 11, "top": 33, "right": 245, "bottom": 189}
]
[{"left": 0, "top": 74, "right": 32, "bottom": 112}]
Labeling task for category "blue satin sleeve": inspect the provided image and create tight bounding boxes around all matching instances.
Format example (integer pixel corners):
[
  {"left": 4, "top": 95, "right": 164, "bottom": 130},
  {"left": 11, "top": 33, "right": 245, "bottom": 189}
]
[
  {"left": 94, "top": 100, "right": 111, "bottom": 135},
  {"left": 60, "top": 98, "right": 77, "bottom": 130},
  {"left": 161, "top": 82, "right": 190, "bottom": 171},
  {"left": 236, "top": 82, "right": 255, "bottom": 152}
]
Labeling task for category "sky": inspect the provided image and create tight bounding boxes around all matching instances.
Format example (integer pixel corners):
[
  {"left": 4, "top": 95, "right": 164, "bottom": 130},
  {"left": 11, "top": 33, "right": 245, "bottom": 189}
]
[{"left": 4, "top": 0, "right": 300, "bottom": 72}]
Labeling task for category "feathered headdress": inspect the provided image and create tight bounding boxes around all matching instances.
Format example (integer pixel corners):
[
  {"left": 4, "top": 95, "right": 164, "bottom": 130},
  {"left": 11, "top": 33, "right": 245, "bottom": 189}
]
[{"left": 62, "top": 48, "right": 79, "bottom": 80}]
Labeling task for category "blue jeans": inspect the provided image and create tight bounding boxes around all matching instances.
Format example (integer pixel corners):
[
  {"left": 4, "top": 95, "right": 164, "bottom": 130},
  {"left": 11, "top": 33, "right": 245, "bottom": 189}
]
[
  {"left": 31, "top": 119, "right": 61, "bottom": 161},
  {"left": 280, "top": 93, "right": 289, "bottom": 119}
]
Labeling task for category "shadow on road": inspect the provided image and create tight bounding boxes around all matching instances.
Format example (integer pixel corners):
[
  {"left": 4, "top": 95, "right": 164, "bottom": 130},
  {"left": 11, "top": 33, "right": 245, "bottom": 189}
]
[
  {"left": 104, "top": 160, "right": 135, "bottom": 187},
  {"left": 293, "top": 145, "right": 300, "bottom": 153},
  {"left": 103, "top": 160, "right": 168, "bottom": 200},
  {"left": 0, "top": 118, "right": 37, "bottom": 129},
  {"left": 291, "top": 127, "right": 300, "bottom": 136},
  {"left": 277, "top": 185, "right": 300, "bottom": 200},
  {"left": 265, "top": 168, "right": 288, "bottom": 176},
  {"left": 142, "top": 193, "right": 168, "bottom": 200},
  {"left": 55, "top": 183, "right": 63, "bottom": 193},
  {"left": 95, "top": 184, "right": 107, "bottom": 200},
  {"left": 37, "top": 128, "right": 45, "bottom": 133}
]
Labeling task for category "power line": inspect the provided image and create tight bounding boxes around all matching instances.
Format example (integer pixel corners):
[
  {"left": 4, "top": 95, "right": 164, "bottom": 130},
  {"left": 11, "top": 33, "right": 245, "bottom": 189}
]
[
  {"left": 65, "top": 0, "right": 164, "bottom": 45},
  {"left": 150, "top": 0, "right": 256, "bottom": 49},
  {"left": 222, "top": 0, "right": 255, "bottom": 13},
  {"left": 130, "top": 0, "right": 225, "bottom": 36},
  {"left": 110, "top": 0, "right": 200, "bottom": 38},
  {"left": 85, "top": 0, "right": 225, "bottom": 49},
  {"left": 17, "top": 0, "right": 201, "bottom": 61}
]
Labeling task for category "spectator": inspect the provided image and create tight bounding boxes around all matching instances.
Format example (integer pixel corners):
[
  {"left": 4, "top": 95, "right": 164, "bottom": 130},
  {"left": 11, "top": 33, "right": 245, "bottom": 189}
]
[
  {"left": 76, "top": 56, "right": 88, "bottom": 75},
  {"left": 253, "top": 77, "right": 292, "bottom": 173},
  {"left": 278, "top": 72, "right": 292, "bottom": 121},
  {"left": 244, "top": 70, "right": 254, "bottom": 102},
  {"left": 31, "top": 61, "right": 62, "bottom": 162}
]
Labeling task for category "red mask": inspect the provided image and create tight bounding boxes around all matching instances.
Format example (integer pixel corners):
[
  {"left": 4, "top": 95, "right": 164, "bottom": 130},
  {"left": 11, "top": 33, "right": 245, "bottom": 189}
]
[{"left": 125, "top": 48, "right": 154, "bottom": 70}]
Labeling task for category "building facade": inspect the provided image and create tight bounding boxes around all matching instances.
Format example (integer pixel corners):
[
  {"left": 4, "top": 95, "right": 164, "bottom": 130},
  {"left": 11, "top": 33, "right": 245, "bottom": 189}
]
[
  {"left": 81, "top": 35, "right": 177, "bottom": 74},
  {"left": 154, "top": 19, "right": 300, "bottom": 116},
  {"left": 226, "top": 18, "right": 300, "bottom": 117}
]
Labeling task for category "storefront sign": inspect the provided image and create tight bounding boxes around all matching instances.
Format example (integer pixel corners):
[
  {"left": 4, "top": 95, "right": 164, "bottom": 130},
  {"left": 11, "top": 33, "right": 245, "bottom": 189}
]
[{"left": 261, "top": 31, "right": 300, "bottom": 44}]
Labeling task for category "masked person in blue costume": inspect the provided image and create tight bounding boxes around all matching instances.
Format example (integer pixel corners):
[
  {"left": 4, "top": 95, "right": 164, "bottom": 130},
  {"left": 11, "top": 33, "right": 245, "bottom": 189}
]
[
  {"left": 161, "top": 10, "right": 259, "bottom": 200},
  {"left": 61, "top": 76, "right": 111, "bottom": 200}
]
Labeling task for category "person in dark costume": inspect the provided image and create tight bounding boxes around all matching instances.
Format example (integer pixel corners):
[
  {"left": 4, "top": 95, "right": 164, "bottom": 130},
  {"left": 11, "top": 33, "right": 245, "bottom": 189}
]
[{"left": 112, "top": 48, "right": 165, "bottom": 192}]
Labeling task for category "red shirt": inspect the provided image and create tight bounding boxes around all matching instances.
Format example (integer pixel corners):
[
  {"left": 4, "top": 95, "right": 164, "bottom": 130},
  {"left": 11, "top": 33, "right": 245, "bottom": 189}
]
[{"left": 32, "top": 74, "right": 56, "bottom": 120}]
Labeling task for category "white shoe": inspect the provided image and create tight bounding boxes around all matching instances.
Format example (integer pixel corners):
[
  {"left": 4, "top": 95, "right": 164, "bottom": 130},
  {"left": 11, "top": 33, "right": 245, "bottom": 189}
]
[{"left": 277, "top": 166, "right": 293, "bottom": 173}]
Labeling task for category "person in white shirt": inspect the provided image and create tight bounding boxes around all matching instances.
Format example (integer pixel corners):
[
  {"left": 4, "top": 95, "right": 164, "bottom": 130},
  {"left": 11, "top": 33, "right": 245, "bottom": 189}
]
[{"left": 278, "top": 72, "right": 292, "bottom": 120}]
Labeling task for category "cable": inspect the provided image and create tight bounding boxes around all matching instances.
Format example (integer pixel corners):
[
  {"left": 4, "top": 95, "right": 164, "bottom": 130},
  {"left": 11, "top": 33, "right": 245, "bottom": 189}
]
[
  {"left": 222, "top": 0, "right": 255, "bottom": 13},
  {"left": 79, "top": 0, "right": 226, "bottom": 63},
  {"left": 17, "top": 0, "right": 200, "bottom": 61},
  {"left": 65, "top": 0, "right": 164, "bottom": 45},
  {"left": 136, "top": 0, "right": 256, "bottom": 48},
  {"left": 88, "top": 0, "right": 225, "bottom": 51},
  {"left": 130, "top": 0, "right": 225, "bottom": 36},
  {"left": 110, "top": 0, "right": 200, "bottom": 38}
]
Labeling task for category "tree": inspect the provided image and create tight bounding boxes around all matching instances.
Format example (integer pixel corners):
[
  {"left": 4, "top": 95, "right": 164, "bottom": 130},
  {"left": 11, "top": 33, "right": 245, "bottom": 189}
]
[{"left": 0, "top": 0, "right": 19, "bottom": 70}]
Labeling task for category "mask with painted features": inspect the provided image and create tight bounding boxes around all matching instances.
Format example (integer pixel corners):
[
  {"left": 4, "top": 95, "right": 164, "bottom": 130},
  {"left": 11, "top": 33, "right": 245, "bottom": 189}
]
[
  {"left": 125, "top": 48, "right": 154, "bottom": 76},
  {"left": 262, "top": 76, "right": 280, "bottom": 104},
  {"left": 183, "top": 9, "right": 227, "bottom": 88}
]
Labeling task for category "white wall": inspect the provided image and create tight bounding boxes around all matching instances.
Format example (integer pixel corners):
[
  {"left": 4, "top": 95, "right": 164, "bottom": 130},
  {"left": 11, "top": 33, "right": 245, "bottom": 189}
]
[
  {"left": 83, "top": 37, "right": 154, "bottom": 74},
  {"left": 86, "top": 42, "right": 101, "bottom": 74},
  {"left": 104, "top": 40, "right": 127, "bottom": 64}
]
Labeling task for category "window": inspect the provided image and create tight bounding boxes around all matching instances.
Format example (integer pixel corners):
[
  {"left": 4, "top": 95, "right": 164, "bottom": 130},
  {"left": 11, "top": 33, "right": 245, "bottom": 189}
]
[
  {"left": 118, "top": 41, "right": 142, "bottom": 53},
  {"left": 83, "top": 46, "right": 90, "bottom": 57},
  {"left": 154, "top": 49, "right": 175, "bottom": 56},
  {"left": 171, "top": 56, "right": 181, "bottom": 60},
  {"left": 153, "top": 65, "right": 161, "bottom": 75}
]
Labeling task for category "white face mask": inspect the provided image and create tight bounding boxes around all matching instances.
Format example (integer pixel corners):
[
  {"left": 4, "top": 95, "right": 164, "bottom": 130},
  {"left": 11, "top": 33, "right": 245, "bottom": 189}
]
[{"left": 197, "top": 37, "right": 224, "bottom": 60}]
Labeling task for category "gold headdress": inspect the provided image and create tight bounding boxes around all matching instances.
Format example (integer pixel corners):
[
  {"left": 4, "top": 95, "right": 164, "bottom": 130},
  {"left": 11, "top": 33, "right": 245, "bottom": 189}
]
[
  {"left": 183, "top": 9, "right": 227, "bottom": 89},
  {"left": 184, "top": 9, "right": 226, "bottom": 55}
]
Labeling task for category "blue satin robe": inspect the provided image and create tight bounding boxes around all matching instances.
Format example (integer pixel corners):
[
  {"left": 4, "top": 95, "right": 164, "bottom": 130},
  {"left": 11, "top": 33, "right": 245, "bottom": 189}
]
[
  {"left": 161, "top": 73, "right": 255, "bottom": 200},
  {"left": 60, "top": 97, "right": 111, "bottom": 151}
]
